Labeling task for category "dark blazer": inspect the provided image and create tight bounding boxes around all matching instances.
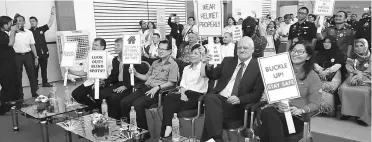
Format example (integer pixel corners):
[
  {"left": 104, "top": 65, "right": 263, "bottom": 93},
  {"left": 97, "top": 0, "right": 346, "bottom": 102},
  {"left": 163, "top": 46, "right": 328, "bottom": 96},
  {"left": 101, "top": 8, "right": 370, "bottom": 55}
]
[
  {"left": 205, "top": 57, "right": 264, "bottom": 105},
  {"left": 104, "top": 57, "right": 131, "bottom": 89},
  {"left": 168, "top": 17, "right": 184, "bottom": 46}
]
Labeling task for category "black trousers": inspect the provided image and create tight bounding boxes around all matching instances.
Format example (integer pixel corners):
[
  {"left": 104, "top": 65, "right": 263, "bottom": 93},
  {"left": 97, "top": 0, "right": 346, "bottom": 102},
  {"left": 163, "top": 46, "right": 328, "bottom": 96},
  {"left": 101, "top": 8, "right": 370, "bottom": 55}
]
[
  {"left": 120, "top": 84, "right": 159, "bottom": 130},
  {"left": 201, "top": 94, "right": 245, "bottom": 142},
  {"left": 35, "top": 57, "right": 48, "bottom": 84},
  {"left": 257, "top": 107, "right": 304, "bottom": 142},
  {"left": 0, "top": 59, "right": 21, "bottom": 104},
  {"left": 15, "top": 52, "right": 38, "bottom": 97},
  {"left": 161, "top": 90, "right": 203, "bottom": 136}
]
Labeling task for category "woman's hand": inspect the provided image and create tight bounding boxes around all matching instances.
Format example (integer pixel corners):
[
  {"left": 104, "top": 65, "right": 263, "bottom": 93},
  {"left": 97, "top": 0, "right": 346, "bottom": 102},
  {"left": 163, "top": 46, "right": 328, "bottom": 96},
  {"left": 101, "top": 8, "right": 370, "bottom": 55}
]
[
  {"left": 290, "top": 106, "right": 303, "bottom": 116},
  {"left": 276, "top": 102, "right": 290, "bottom": 112},
  {"left": 180, "top": 93, "right": 189, "bottom": 102}
]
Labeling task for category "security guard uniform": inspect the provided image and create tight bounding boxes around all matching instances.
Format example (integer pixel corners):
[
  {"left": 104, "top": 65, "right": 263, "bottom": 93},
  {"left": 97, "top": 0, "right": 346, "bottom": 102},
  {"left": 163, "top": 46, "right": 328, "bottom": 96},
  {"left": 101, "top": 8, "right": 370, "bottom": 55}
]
[
  {"left": 288, "top": 20, "right": 317, "bottom": 43},
  {"left": 355, "top": 16, "right": 371, "bottom": 51}
]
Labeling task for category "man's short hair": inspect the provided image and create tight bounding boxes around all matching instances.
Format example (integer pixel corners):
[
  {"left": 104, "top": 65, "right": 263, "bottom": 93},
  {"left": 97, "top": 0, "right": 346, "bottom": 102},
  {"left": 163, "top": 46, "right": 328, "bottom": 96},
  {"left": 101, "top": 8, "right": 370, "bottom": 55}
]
[
  {"left": 29, "top": 16, "right": 38, "bottom": 22},
  {"left": 337, "top": 11, "right": 348, "bottom": 18},
  {"left": 159, "top": 40, "right": 171, "bottom": 50},
  {"left": 0, "top": 16, "right": 12, "bottom": 28},
  {"left": 308, "top": 14, "right": 317, "bottom": 19},
  {"left": 284, "top": 14, "right": 291, "bottom": 20},
  {"left": 351, "top": 14, "right": 357, "bottom": 17},
  {"left": 139, "top": 20, "right": 144, "bottom": 26},
  {"left": 14, "top": 14, "right": 25, "bottom": 23},
  {"left": 191, "top": 44, "right": 207, "bottom": 54},
  {"left": 94, "top": 38, "right": 106, "bottom": 50},
  {"left": 153, "top": 33, "right": 160, "bottom": 38},
  {"left": 188, "top": 17, "right": 195, "bottom": 21},
  {"left": 114, "top": 38, "right": 123, "bottom": 43},
  {"left": 299, "top": 7, "right": 309, "bottom": 14},
  {"left": 290, "top": 14, "right": 294, "bottom": 16}
]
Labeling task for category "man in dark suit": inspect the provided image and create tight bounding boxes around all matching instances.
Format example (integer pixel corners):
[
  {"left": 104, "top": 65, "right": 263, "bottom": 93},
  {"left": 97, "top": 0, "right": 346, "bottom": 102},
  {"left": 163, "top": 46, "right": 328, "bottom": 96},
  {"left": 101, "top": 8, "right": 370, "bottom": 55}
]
[
  {"left": 201, "top": 36, "right": 264, "bottom": 142},
  {"left": 168, "top": 13, "right": 184, "bottom": 47}
]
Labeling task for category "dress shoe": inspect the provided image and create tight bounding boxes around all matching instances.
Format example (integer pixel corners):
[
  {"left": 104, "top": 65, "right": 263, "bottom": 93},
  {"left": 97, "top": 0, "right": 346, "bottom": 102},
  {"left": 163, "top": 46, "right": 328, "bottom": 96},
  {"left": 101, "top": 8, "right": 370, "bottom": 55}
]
[
  {"left": 42, "top": 83, "right": 53, "bottom": 87},
  {"left": 339, "top": 115, "right": 352, "bottom": 120},
  {"left": 356, "top": 118, "right": 369, "bottom": 126}
]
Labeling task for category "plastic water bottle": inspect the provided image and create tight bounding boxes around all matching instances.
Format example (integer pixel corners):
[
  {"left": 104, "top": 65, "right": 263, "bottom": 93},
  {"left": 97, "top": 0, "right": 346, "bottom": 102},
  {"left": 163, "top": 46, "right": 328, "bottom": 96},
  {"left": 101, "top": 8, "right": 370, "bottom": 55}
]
[
  {"left": 50, "top": 92, "right": 59, "bottom": 113},
  {"left": 101, "top": 99, "right": 108, "bottom": 118},
  {"left": 64, "top": 86, "right": 72, "bottom": 105},
  {"left": 172, "top": 113, "right": 180, "bottom": 141},
  {"left": 129, "top": 106, "right": 137, "bottom": 131}
]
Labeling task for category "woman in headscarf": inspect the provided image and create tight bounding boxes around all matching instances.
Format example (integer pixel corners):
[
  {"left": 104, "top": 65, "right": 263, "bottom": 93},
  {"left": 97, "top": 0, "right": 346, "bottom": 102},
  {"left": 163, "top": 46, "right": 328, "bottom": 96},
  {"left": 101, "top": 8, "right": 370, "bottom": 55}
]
[
  {"left": 338, "top": 38, "right": 371, "bottom": 126},
  {"left": 314, "top": 36, "right": 345, "bottom": 116}
]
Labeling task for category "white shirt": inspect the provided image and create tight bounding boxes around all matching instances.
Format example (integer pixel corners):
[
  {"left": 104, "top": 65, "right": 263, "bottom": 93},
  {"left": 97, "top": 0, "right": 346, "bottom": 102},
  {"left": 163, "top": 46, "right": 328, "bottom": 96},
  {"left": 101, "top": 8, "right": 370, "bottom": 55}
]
[
  {"left": 180, "top": 62, "right": 209, "bottom": 93},
  {"left": 224, "top": 25, "right": 235, "bottom": 34},
  {"left": 138, "top": 29, "right": 146, "bottom": 46},
  {"left": 183, "top": 24, "right": 198, "bottom": 42},
  {"left": 275, "top": 23, "right": 292, "bottom": 42},
  {"left": 220, "top": 58, "right": 252, "bottom": 98},
  {"left": 220, "top": 43, "right": 235, "bottom": 59},
  {"left": 13, "top": 29, "right": 35, "bottom": 53}
]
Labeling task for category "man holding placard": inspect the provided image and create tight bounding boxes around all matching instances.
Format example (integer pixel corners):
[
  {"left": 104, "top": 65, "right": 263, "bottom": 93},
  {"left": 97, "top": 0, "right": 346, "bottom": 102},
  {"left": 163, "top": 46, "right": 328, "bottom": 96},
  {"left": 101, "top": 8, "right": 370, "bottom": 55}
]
[
  {"left": 121, "top": 40, "right": 178, "bottom": 137},
  {"left": 257, "top": 41, "right": 322, "bottom": 142},
  {"left": 200, "top": 37, "right": 264, "bottom": 142},
  {"left": 70, "top": 38, "right": 109, "bottom": 110}
]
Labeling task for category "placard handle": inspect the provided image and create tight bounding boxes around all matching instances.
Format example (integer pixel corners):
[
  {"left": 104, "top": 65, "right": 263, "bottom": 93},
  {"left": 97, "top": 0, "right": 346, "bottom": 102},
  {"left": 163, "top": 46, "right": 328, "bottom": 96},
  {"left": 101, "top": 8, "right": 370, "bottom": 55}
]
[
  {"left": 130, "top": 64, "right": 135, "bottom": 86},
  {"left": 64, "top": 68, "right": 68, "bottom": 86},
  {"left": 282, "top": 100, "right": 296, "bottom": 134},
  {"left": 317, "top": 16, "right": 325, "bottom": 33},
  {"left": 94, "top": 79, "right": 100, "bottom": 99}
]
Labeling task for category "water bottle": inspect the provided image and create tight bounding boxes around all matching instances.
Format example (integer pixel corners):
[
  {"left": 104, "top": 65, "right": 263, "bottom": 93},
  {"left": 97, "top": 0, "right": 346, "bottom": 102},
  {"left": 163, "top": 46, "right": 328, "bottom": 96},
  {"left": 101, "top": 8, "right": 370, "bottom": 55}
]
[
  {"left": 101, "top": 99, "right": 108, "bottom": 118},
  {"left": 129, "top": 106, "right": 137, "bottom": 131},
  {"left": 64, "top": 86, "right": 71, "bottom": 105},
  {"left": 50, "top": 92, "right": 59, "bottom": 113},
  {"left": 172, "top": 113, "right": 180, "bottom": 142}
]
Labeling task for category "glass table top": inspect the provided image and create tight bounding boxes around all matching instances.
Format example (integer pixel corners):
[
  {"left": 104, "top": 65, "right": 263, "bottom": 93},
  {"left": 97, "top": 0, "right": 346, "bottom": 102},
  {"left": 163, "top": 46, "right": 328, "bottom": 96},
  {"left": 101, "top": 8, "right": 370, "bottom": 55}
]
[
  {"left": 57, "top": 113, "right": 149, "bottom": 142},
  {"left": 11, "top": 97, "right": 87, "bottom": 120}
]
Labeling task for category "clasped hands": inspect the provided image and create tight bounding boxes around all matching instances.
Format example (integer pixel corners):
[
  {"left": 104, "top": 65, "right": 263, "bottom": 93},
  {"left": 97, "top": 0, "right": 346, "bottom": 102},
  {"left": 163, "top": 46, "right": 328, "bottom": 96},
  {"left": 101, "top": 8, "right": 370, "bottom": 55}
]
[{"left": 276, "top": 102, "right": 303, "bottom": 116}]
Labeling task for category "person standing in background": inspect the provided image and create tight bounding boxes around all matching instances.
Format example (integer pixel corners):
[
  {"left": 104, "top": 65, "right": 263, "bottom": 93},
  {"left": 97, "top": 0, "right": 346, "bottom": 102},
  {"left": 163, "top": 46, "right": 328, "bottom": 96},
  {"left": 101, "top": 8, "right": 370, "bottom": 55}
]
[
  {"left": 29, "top": 6, "right": 55, "bottom": 87},
  {"left": 275, "top": 14, "right": 292, "bottom": 53},
  {"left": 347, "top": 14, "right": 359, "bottom": 31},
  {"left": 355, "top": 11, "right": 371, "bottom": 51},
  {"left": 0, "top": 16, "right": 20, "bottom": 115},
  {"left": 13, "top": 14, "right": 39, "bottom": 98},
  {"left": 182, "top": 17, "right": 197, "bottom": 42},
  {"left": 168, "top": 13, "right": 184, "bottom": 47}
]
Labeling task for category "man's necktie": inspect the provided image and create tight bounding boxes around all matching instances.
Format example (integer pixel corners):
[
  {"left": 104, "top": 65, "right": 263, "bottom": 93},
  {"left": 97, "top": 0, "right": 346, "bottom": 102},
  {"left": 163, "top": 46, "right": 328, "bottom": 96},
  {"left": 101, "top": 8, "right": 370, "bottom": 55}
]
[{"left": 231, "top": 63, "right": 245, "bottom": 96}]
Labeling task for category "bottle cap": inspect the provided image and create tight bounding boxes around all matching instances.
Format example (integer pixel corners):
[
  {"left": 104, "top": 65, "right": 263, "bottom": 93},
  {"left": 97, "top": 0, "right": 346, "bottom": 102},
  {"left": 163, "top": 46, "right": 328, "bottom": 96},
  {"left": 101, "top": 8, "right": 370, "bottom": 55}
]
[
  {"left": 173, "top": 113, "right": 177, "bottom": 117},
  {"left": 131, "top": 106, "right": 134, "bottom": 109}
]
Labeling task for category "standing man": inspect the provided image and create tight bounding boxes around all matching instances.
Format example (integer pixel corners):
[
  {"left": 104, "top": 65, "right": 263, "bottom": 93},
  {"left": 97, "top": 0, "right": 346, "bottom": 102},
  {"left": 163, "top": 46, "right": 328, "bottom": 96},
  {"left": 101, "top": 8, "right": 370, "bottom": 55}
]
[
  {"left": 0, "top": 16, "right": 20, "bottom": 114},
  {"left": 355, "top": 11, "right": 371, "bottom": 51},
  {"left": 287, "top": 7, "right": 317, "bottom": 51},
  {"left": 347, "top": 14, "right": 359, "bottom": 31},
  {"left": 201, "top": 36, "right": 264, "bottom": 142},
  {"left": 29, "top": 7, "right": 55, "bottom": 87},
  {"left": 182, "top": 17, "right": 197, "bottom": 42},
  {"left": 13, "top": 14, "right": 39, "bottom": 98},
  {"left": 275, "top": 14, "right": 292, "bottom": 53},
  {"left": 317, "top": 11, "right": 354, "bottom": 57},
  {"left": 168, "top": 14, "right": 184, "bottom": 47}
]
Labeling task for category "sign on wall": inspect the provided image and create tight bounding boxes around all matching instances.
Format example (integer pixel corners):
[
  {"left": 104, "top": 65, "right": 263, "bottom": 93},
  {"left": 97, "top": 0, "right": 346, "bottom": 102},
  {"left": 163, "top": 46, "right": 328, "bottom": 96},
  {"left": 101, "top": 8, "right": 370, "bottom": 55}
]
[{"left": 196, "top": 0, "right": 223, "bottom": 36}]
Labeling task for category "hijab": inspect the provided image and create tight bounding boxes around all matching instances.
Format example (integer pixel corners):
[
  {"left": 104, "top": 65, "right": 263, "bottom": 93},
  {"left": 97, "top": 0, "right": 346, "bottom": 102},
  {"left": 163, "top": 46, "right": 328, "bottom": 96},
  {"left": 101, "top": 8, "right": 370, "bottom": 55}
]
[
  {"left": 353, "top": 38, "right": 371, "bottom": 62},
  {"left": 315, "top": 36, "right": 345, "bottom": 68}
]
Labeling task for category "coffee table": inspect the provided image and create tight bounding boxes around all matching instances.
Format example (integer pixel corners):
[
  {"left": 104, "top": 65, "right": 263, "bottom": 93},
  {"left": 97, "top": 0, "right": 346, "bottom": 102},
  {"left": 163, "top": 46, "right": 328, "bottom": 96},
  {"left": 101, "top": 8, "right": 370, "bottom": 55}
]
[
  {"left": 57, "top": 113, "right": 150, "bottom": 142},
  {"left": 9, "top": 97, "right": 87, "bottom": 142}
]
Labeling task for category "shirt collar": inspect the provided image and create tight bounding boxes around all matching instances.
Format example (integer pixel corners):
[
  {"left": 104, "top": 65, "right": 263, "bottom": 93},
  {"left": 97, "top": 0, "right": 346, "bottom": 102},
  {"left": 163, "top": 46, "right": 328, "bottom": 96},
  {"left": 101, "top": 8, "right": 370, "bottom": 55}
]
[
  {"left": 237, "top": 57, "right": 252, "bottom": 67},
  {"left": 158, "top": 56, "right": 172, "bottom": 65}
]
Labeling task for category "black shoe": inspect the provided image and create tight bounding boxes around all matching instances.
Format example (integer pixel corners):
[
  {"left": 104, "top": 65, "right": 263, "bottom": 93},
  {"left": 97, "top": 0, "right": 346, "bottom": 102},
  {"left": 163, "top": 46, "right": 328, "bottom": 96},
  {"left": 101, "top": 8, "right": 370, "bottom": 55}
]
[
  {"left": 142, "top": 132, "right": 151, "bottom": 141},
  {"left": 340, "top": 115, "right": 352, "bottom": 120},
  {"left": 42, "top": 83, "right": 53, "bottom": 87},
  {"left": 32, "top": 93, "right": 39, "bottom": 98},
  {"left": 356, "top": 118, "right": 369, "bottom": 126}
]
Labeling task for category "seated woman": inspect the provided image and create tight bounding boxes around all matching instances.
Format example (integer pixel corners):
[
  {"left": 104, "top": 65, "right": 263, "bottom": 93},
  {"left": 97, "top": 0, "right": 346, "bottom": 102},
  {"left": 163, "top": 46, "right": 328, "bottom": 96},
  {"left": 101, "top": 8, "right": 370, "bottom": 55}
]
[
  {"left": 258, "top": 41, "right": 322, "bottom": 142},
  {"left": 314, "top": 36, "right": 344, "bottom": 116},
  {"left": 160, "top": 44, "right": 209, "bottom": 139},
  {"left": 338, "top": 38, "right": 371, "bottom": 126}
]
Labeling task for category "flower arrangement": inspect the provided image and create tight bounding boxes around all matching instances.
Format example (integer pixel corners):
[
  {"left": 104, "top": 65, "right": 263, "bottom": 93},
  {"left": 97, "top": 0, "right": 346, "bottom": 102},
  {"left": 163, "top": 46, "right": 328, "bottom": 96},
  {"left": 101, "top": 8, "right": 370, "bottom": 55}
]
[
  {"left": 35, "top": 95, "right": 51, "bottom": 113},
  {"left": 91, "top": 113, "right": 109, "bottom": 137}
]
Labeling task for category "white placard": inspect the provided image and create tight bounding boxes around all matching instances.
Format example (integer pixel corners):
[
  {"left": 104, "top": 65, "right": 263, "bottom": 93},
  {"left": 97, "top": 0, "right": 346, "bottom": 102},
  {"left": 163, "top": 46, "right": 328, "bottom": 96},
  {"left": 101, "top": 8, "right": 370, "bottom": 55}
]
[
  {"left": 196, "top": 0, "right": 223, "bottom": 36},
  {"left": 122, "top": 34, "right": 142, "bottom": 64},
  {"left": 258, "top": 53, "right": 300, "bottom": 104},
  {"left": 233, "top": 25, "right": 242, "bottom": 41},
  {"left": 264, "top": 35, "right": 276, "bottom": 57},
  {"left": 208, "top": 41, "right": 222, "bottom": 65},
  {"left": 60, "top": 42, "right": 77, "bottom": 67},
  {"left": 88, "top": 50, "right": 108, "bottom": 79},
  {"left": 313, "top": 0, "right": 335, "bottom": 16}
]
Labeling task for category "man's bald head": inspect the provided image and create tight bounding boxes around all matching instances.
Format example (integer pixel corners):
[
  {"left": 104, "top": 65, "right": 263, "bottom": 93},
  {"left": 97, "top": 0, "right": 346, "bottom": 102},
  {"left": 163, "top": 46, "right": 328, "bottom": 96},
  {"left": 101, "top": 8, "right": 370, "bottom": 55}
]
[{"left": 237, "top": 36, "right": 254, "bottom": 61}]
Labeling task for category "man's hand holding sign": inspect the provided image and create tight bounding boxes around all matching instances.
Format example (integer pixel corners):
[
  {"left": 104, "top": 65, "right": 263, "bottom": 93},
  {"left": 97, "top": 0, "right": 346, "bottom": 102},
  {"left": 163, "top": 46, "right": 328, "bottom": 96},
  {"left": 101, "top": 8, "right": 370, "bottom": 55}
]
[
  {"left": 122, "top": 34, "right": 142, "bottom": 86},
  {"left": 258, "top": 53, "right": 301, "bottom": 134},
  {"left": 60, "top": 42, "right": 78, "bottom": 86},
  {"left": 88, "top": 51, "right": 108, "bottom": 99}
]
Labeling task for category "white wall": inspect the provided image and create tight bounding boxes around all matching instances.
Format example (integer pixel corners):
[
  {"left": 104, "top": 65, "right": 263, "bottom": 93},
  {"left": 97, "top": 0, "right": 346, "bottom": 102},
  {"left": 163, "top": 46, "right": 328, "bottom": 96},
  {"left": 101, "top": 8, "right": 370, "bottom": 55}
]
[
  {"left": 73, "top": 0, "right": 96, "bottom": 44},
  {"left": 280, "top": 5, "right": 298, "bottom": 18},
  {"left": 232, "top": 0, "right": 263, "bottom": 20}
]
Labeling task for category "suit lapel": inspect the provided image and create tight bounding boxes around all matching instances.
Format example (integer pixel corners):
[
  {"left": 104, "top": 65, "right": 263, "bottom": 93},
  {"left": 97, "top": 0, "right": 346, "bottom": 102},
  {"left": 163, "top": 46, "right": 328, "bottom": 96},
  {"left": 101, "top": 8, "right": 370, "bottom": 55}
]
[{"left": 225, "top": 58, "right": 238, "bottom": 82}]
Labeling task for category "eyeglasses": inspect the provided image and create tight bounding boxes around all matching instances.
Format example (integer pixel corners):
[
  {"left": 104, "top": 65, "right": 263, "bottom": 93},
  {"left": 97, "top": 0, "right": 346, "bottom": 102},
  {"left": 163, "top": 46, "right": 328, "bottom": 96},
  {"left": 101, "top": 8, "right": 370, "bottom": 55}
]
[
  {"left": 290, "top": 50, "right": 307, "bottom": 55},
  {"left": 158, "top": 48, "right": 170, "bottom": 52},
  {"left": 297, "top": 12, "right": 307, "bottom": 15}
]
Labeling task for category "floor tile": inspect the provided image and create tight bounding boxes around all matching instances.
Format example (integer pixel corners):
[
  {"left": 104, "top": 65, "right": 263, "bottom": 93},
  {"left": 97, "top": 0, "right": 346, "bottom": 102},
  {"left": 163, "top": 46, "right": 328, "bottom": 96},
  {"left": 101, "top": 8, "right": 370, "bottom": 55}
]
[{"left": 343, "top": 123, "right": 371, "bottom": 142}]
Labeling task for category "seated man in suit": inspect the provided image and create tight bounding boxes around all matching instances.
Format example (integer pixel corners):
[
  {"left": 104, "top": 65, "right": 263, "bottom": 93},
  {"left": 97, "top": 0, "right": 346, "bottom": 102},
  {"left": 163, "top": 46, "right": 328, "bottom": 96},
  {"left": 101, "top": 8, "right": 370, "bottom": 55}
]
[
  {"left": 71, "top": 38, "right": 127, "bottom": 115},
  {"left": 121, "top": 40, "right": 179, "bottom": 138},
  {"left": 201, "top": 36, "right": 265, "bottom": 142}
]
